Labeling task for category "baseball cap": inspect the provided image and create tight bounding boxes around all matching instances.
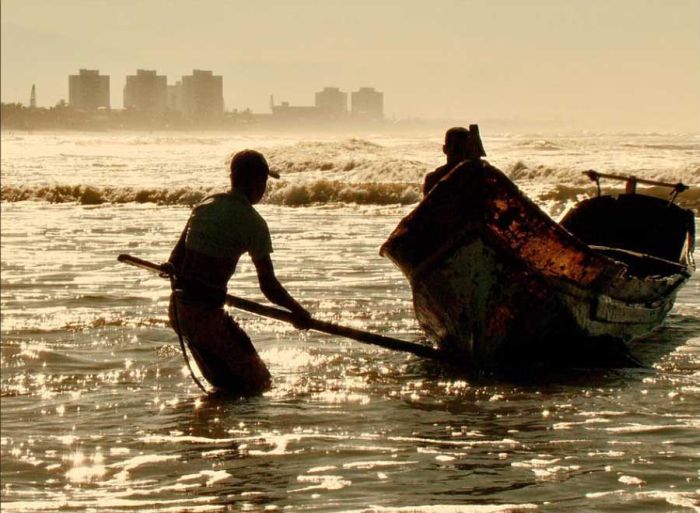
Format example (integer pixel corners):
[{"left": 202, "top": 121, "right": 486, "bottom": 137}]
[{"left": 230, "top": 149, "right": 280, "bottom": 180}]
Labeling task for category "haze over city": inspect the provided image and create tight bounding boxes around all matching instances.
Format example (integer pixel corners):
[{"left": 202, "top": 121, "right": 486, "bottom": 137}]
[{"left": 2, "top": 0, "right": 699, "bottom": 131}]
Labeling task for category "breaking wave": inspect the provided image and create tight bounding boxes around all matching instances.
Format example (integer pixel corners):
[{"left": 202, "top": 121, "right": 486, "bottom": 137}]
[
  {"left": 73, "top": 135, "right": 227, "bottom": 146},
  {"left": 263, "top": 139, "right": 427, "bottom": 183},
  {"left": 620, "top": 143, "right": 700, "bottom": 151},
  {"left": 266, "top": 180, "right": 420, "bottom": 206},
  {"left": 270, "top": 157, "right": 428, "bottom": 183},
  {"left": 513, "top": 139, "right": 563, "bottom": 150},
  {"left": 1, "top": 184, "right": 216, "bottom": 206},
  {"left": 1, "top": 181, "right": 423, "bottom": 207},
  {"left": 4, "top": 179, "right": 696, "bottom": 210},
  {"left": 536, "top": 184, "right": 700, "bottom": 210},
  {"left": 504, "top": 160, "right": 700, "bottom": 187},
  {"left": 3, "top": 142, "right": 697, "bottom": 209}
]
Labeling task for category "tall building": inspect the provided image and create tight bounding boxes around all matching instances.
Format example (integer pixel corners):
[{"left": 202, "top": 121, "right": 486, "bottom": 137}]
[
  {"left": 314, "top": 87, "right": 347, "bottom": 119},
  {"left": 123, "top": 69, "right": 167, "bottom": 113},
  {"left": 30, "top": 84, "right": 36, "bottom": 108},
  {"left": 177, "top": 69, "right": 224, "bottom": 117},
  {"left": 351, "top": 87, "right": 383, "bottom": 120},
  {"left": 69, "top": 69, "right": 110, "bottom": 110}
]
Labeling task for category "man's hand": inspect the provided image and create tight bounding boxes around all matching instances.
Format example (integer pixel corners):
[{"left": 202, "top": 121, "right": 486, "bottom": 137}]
[
  {"left": 290, "top": 307, "right": 313, "bottom": 330},
  {"left": 159, "top": 262, "right": 176, "bottom": 279}
]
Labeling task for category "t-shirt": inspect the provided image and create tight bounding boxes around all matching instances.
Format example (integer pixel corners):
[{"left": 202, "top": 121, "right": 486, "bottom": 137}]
[{"left": 186, "top": 191, "right": 273, "bottom": 262}]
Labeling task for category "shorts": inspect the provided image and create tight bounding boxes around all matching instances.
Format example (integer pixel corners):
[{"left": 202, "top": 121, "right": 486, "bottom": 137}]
[{"left": 168, "top": 292, "right": 272, "bottom": 396}]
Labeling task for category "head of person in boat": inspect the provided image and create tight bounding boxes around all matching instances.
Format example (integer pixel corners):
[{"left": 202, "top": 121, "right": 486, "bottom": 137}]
[
  {"left": 423, "top": 126, "right": 487, "bottom": 196},
  {"left": 443, "top": 125, "right": 486, "bottom": 166},
  {"left": 443, "top": 126, "right": 473, "bottom": 166}
]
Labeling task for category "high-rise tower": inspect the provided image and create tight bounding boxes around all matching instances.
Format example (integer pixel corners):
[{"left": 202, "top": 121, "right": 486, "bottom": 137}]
[
  {"left": 351, "top": 87, "right": 383, "bottom": 120},
  {"left": 30, "top": 84, "right": 36, "bottom": 108},
  {"left": 68, "top": 69, "right": 110, "bottom": 110},
  {"left": 314, "top": 87, "right": 347, "bottom": 119},
  {"left": 123, "top": 69, "right": 167, "bottom": 113}
]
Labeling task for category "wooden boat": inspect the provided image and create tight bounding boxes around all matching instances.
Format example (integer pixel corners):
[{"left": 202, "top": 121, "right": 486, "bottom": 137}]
[{"left": 380, "top": 161, "right": 695, "bottom": 367}]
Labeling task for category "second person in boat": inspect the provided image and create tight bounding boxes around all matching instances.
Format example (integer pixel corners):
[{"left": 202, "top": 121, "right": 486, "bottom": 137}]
[{"left": 423, "top": 124, "right": 487, "bottom": 196}]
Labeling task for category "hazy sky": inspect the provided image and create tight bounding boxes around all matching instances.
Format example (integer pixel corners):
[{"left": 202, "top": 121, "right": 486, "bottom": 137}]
[{"left": 2, "top": 0, "right": 698, "bottom": 130}]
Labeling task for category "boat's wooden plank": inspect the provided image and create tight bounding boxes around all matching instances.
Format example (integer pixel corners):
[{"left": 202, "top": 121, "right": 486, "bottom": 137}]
[{"left": 593, "top": 295, "right": 672, "bottom": 325}]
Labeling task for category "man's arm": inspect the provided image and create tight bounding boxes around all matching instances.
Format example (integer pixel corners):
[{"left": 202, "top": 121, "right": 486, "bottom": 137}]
[
  {"left": 253, "top": 255, "right": 311, "bottom": 327},
  {"left": 423, "top": 168, "right": 443, "bottom": 196},
  {"left": 422, "top": 172, "right": 435, "bottom": 196},
  {"left": 168, "top": 222, "right": 189, "bottom": 272}
]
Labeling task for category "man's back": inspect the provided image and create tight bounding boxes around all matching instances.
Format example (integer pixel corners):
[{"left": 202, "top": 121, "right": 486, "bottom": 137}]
[
  {"left": 186, "top": 191, "right": 271, "bottom": 261},
  {"left": 173, "top": 191, "right": 273, "bottom": 295}
]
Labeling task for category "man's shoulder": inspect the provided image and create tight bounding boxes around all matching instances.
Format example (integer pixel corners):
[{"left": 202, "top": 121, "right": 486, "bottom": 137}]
[
  {"left": 424, "top": 164, "right": 451, "bottom": 182},
  {"left": 434, "top": 163, "right": 454, "bottom": 175},
  {"left": 191, "top": 191, "right": 268, "bottom": 233},
  {"left": 199, "top": 192, "right": 248, "bottom": 212},
  {"left": 248, "top": 205, "right": 269, "bottom": 231},
  {"left": 426, "top": 164, "right": 451, "bottom": 178},
  {"left": 192, "top": 192, "right": 230, "bottom": 213},
  {"left": 227, "top": 194, "right": 269, "bottom": 233}
]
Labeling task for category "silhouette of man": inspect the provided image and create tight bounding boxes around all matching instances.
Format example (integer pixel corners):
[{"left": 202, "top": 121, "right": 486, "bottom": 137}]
[
  {"left": 422, "top": 125, "right": 486, "bottom": 196},
  {"left": 167, "top": 149, "right": 310, "bottom": 396}
]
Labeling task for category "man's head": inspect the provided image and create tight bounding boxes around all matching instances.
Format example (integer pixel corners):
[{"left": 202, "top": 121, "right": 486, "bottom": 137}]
[
  {"left": 442, "top": 125, "right": 486, "bottom": 164},
  {"left": 443, "top": 127, "right": 471, "bottom": 164},
  {"left": 230, "top": 150, "right": 279, "bottom": 204}
]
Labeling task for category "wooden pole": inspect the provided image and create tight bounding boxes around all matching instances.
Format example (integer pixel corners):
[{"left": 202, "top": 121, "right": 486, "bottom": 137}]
[
  {"left": 584, "top": 170, "right": 688, "bottom": 192},
  {"left": 117, "top": 254, "right": 444, "bottom": 361}
]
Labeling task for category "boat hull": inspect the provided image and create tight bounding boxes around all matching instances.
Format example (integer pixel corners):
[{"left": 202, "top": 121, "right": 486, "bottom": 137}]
[{"left": 380, "top": 161, "right": 693, "bottom": 366}]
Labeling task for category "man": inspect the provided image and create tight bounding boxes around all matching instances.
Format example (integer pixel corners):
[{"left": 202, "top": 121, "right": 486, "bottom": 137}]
[
  {"left": 422, "top": 125, "right": 486, "bottom": 196},
  {"left": 167, "top": 149, "right": 311, "bottom": 396}
]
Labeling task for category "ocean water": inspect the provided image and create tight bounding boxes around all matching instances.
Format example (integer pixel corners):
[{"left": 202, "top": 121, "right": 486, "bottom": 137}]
[{"left": 1, "top": 131, "right": 699, "bottom": 512}]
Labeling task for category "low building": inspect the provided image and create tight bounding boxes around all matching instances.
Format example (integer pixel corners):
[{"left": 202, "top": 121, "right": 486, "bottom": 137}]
[
  {"left": 69, "top": 69, "right": 110, "bottom": 110},
  {"left": 351, "top": 87, "right": 383, "bottom": 120},
  {"left": 270, "top": 98, "right": 319, "bottom": 122},
  {"left": 123, "top": 69, "right": 167, "bottom": 113}
]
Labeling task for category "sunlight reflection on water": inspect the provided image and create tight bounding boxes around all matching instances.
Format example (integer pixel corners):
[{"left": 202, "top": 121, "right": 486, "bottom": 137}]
[{"left": 2, "top": 133, "right": 699, "bottom": 512}]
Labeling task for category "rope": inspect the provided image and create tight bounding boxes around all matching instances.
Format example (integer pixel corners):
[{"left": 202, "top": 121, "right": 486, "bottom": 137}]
[{"left": 170, "top": 276, "right": 210, "bottom": 394}]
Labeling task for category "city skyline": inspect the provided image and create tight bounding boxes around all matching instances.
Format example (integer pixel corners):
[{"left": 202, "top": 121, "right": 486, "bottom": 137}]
[
  {"left": 8, "top": 68, "right": 384, "bottom": 119},
  {"left": 53, "top": 67, "right": 385, "bottom": 119},
  {"left": 1, "top": 0, "right": 699, "bottom": 131},
  {"left": 0, "top": 67, "right": 386, "bottom": 131}
]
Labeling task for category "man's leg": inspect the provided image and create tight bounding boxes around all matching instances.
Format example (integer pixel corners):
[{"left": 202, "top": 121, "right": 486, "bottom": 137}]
[{"left": 169, "top": 295, "right": 271, "bottom": 395}]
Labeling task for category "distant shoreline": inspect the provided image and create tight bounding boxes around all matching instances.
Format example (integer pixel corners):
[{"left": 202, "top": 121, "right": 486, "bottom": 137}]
[{"left": 2, "top": 104, "right": 698, "bottom": 136}]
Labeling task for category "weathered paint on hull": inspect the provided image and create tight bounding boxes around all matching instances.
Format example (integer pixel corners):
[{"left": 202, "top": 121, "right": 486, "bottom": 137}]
[{"left": 411, "top": 237, "right": 573, "bottom": 365}]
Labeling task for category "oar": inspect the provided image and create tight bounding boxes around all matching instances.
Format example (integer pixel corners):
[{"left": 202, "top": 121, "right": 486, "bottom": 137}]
[{"left": 117, "top": 254, "right": 443, "bottom": 361}]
